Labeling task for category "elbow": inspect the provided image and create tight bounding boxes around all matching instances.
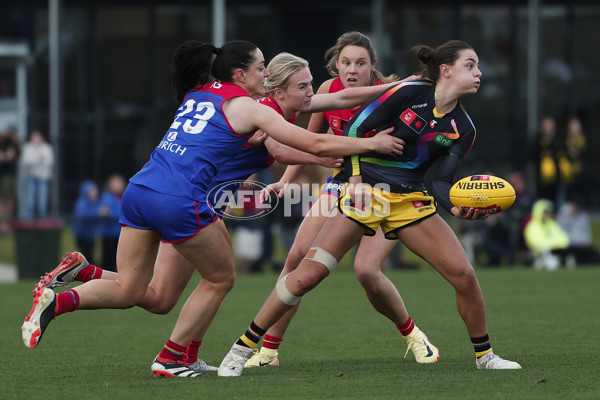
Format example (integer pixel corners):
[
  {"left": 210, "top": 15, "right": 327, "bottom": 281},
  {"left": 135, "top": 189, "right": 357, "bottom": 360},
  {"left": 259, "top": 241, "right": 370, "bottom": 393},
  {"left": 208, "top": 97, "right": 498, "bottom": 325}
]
[
  {"left": 270, "top": 147, "right": 286, "bottom": 162},
  {"left": 310, "top": 136, "right": 330, "bottom": 156}
]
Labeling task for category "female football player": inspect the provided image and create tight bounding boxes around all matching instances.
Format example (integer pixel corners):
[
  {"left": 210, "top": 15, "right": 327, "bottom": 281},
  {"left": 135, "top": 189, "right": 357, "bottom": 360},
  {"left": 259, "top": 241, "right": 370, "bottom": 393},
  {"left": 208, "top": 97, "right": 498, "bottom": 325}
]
[
  {"left": 219, "top": 40, "right": 521, "bottom": 377},
  {"left": 23, "top": 45, "right": 405, "bottom": 378},
  {"left": 245, "top": 31, "right": 438, "bottom": 369}
]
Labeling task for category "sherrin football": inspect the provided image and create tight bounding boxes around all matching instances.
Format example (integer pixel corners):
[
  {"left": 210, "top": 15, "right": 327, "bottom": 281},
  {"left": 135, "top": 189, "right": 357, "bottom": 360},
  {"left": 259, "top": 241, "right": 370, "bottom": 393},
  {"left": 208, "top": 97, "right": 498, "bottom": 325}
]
[{"left": 449, "top": 175, "right": 515, "bottom": 214}]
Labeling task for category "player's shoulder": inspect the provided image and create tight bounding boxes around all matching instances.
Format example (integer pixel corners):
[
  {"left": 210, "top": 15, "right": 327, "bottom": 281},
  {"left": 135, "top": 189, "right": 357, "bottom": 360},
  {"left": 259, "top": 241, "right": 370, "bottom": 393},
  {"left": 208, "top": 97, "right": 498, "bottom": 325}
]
[
  {"left": 382, "top": 80, "right": 432, "bottom": 102},
  {"left": 191, "top": 81, "right": 249, "bottom": 99},
  {"left": 257, "top": 96, "right": 285, "bottom": 117},
  {"left": 398, "top": 79, "right": 434, "bottom": 93},
  {"left": 316, "top": 78, "right": 337, "bottom": 94}
]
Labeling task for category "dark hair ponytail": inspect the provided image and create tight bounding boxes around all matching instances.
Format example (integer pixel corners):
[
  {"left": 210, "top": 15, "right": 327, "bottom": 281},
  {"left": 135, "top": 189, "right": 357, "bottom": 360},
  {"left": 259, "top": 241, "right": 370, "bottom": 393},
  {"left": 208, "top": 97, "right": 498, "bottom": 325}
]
[
  {"left": 171, "top": 40, "right": 258, "bottom": 103},
  {"left": 410, "top": 40, "right": 473, "bottom": 81},
  {"left": 172, "top": 40, "right": 216, "bottom": 103}
]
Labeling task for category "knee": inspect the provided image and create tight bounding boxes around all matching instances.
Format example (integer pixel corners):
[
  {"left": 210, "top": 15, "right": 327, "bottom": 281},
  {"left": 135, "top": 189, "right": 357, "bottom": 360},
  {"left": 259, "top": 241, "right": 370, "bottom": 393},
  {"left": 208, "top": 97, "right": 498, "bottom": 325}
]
[
  {"left": 286, "top": 244, "right": 307, "bottom": 271},
  {"left": 288, "top": 267, "right": 327, "bottom": 295},
  {"left": 120, "top": 293, "right": 142, "bottom": 309},
  {"left": 219, "top": 273, "right": 236, "bottom": 293},
  {"left": 118, "top": 282, "right": 151, "bottom": 309},
  {"left": 146, "top": 298, "right": 178, "bottom": 315},
  {"left": 354, "top": 259, "right": 376, "bottom": 286},
  {"left": 204, "top": 271, "right": 236, "bottom": 294},
  {"left": 450, "top": 266, "right": 480, "bottom": 293}
]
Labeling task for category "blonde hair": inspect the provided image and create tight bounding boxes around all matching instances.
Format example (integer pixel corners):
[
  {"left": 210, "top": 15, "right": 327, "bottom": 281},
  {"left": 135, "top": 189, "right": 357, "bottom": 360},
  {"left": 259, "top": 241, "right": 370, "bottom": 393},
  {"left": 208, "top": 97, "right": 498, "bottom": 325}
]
[
  {"left": 324, "top": 31, "right": 398, "bottom": 84},
  {"left": 263, "top": 52, "right": 309, "bottom": 96}
]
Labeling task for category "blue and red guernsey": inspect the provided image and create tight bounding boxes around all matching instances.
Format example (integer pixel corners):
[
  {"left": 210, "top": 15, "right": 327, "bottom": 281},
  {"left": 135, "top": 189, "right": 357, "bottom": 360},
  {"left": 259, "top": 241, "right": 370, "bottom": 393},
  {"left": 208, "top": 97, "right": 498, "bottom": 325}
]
[
  {"left": 322, "top": 77, "right": 383, "bottom": 136},
  {"left": 130, "top": 81, "right": 251, "bottom": 200},
  {"left": 208, "top": 96, "right": 295, "bottom": 193}
]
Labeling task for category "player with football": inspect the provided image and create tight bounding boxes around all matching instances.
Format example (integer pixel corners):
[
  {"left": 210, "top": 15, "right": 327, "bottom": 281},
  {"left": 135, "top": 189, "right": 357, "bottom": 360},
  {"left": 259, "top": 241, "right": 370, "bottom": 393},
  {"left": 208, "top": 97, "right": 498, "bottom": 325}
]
[
  {"left": 22, "top": 43, "right": 405, "bottom": 378},
  {"left": 219, "top": 40, "right": 521, "bottom": 376},
  {"left": 245, "top": 31, "right": 440, "bottom": 369}
]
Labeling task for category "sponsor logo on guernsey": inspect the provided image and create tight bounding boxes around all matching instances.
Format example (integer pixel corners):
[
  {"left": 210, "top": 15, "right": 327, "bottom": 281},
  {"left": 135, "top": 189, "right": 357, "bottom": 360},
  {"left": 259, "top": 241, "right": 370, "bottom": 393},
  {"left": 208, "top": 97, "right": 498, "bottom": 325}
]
[
  {"left": 434, "top": 133, "right": 453, "bottom": 147},
  {"left": 400, "top": 109, "right": 426, "bottom": 134},
  {"left": 430, "top": 120, "right": 437, "bottom": 129},
  {"left": 412, "top": 103, "right": 428, "bottom": 109},
  {"left": 167, "top": 131, "right": 178, "bottom": 141},
  {"left": 157, "top": 138, "right": 187, "bottom": 155},
  {"left": 329, "top": 116, "right": 349, "bottom": 132},
  {"left": 330, "top": 116, "right": 341, "bottom": 130}
]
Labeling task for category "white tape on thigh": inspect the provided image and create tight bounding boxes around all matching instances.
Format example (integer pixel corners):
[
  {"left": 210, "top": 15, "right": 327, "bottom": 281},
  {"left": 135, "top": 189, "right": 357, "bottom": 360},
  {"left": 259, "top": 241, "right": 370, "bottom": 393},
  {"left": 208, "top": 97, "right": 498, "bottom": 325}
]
[
  {"left": 304, "top": 247, "right": 338, "bottom": 272},
  {"left": 276, "top": 273, "right": 301, "bottom": 305}
]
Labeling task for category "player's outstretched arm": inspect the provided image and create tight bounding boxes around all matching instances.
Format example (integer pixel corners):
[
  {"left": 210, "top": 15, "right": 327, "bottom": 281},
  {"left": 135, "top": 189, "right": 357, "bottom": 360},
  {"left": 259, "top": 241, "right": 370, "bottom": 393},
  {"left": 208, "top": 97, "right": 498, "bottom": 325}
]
[
  {"left": 309, "top": 75, "right": 422, "bottom": 113},
  {"left": 241, "top": 99, "right": 404, "bottom": 157}
]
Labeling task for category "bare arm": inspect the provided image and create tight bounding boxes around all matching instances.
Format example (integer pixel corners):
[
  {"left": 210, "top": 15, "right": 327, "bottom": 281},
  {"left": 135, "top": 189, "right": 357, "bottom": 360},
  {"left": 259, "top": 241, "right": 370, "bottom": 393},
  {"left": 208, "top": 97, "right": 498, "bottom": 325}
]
[
  {"left": 308, "top": 82, "right": 398, "bottom": 113},
  {"left": 226, "top": 97, "right": 403, "bottom": 157},
  {"left": 273, "top": 80, "right": 335, "bottom": 184},
  {"left": 308, "top": 75, "right": 422, "bottom": 113},
  {"left": 264, "top": 138, "right": 342, "bottom": 168}
]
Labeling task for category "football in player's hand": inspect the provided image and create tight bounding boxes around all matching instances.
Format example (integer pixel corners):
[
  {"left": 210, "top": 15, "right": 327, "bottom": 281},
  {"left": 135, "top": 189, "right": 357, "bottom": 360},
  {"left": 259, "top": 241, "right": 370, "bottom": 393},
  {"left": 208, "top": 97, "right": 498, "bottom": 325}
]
[{"left": 449, "top": 175, "right": 515, "bottom": 214}]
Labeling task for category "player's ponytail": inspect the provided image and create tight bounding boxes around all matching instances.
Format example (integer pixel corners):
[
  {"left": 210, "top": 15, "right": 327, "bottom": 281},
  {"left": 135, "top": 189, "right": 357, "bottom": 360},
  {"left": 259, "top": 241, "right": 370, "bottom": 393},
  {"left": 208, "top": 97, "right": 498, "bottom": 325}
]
[
  {"left": 411, "top": 40, "right": 473, "bottom": 82},
  {"left": 171, "top": 40, "right": 216, "bottom": 103},
  {"left": 171, "top": 40, "right": 258, "bottom": 103}
]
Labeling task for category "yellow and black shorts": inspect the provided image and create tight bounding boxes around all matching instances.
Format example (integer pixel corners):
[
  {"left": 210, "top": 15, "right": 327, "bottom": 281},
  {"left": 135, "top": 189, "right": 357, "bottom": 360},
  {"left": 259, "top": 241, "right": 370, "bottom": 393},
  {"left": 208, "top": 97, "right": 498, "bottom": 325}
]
[{"left": 337, "top": 183, "right": 437, "bottom": 239}]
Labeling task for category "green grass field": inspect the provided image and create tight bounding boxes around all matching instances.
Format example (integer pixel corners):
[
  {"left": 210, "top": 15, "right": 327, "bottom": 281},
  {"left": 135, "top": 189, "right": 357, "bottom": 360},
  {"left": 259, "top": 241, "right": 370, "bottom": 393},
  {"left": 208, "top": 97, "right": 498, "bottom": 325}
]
[{"left": 1, "top": 267, "right": 598, "bottom": 399}]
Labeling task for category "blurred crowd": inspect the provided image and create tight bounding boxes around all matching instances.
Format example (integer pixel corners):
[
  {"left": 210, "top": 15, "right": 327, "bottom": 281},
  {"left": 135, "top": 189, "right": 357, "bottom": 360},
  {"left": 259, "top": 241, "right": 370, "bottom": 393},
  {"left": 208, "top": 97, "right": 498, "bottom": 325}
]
[
  {"left": 459, "top": 115, "right": 600, "bottom": 270},
  {"left": 0, "top": 124, "right": 126, "bottom": 270},
  {"left": 1, "top": 126, "right": 54, "bottom": 230},
  {"left": 71, "top": 174, "right": 126, "bottom": 270}
]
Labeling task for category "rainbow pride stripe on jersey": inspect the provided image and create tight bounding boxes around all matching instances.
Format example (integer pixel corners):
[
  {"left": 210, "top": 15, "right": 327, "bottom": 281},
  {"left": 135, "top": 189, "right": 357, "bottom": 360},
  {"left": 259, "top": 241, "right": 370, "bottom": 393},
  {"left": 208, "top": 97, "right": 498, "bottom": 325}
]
[{"left": 346, "top": 81, "right": 432, "bottom": 176}]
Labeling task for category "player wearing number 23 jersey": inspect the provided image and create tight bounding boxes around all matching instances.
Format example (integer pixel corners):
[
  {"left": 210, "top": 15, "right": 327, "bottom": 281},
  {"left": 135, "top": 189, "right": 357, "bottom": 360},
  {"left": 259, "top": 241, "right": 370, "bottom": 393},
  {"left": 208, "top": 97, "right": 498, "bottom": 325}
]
[
  {"left": 131, "top": 81, "right": 251, "bottom": 200},
  {"left": 123, "top": 81, "right": 253, "bottom": 242}
]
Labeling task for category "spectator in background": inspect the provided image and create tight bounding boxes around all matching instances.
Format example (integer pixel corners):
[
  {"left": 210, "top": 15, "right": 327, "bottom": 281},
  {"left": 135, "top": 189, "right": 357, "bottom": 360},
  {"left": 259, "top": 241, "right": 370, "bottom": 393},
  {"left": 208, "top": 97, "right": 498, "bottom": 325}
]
[
  {"left": 524, "top": 199, "right": 572, "bottom": 271},
  {"left": 21, "top": 130, "right": 53, "bottom": 220},
  {"left": 72, "top": 180, "right": 100, "bottom": 265},
  {"left": 560, "top": 116, "right": 587, "bottom": 203},
  {"left": 0, "top": 125, "right": 21, "bottom": 234},
  {"left": 556, "top": 195, "right": 600, "bottom": 265},
  {"left": 98, "top": 174, "right": 126, "bottom": 271},
  {"left": 506, "top": 171, "right": 533, "bottom": 265},
  {"left": 533, "top": 116, "right": 561, "bottom": 203}
]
